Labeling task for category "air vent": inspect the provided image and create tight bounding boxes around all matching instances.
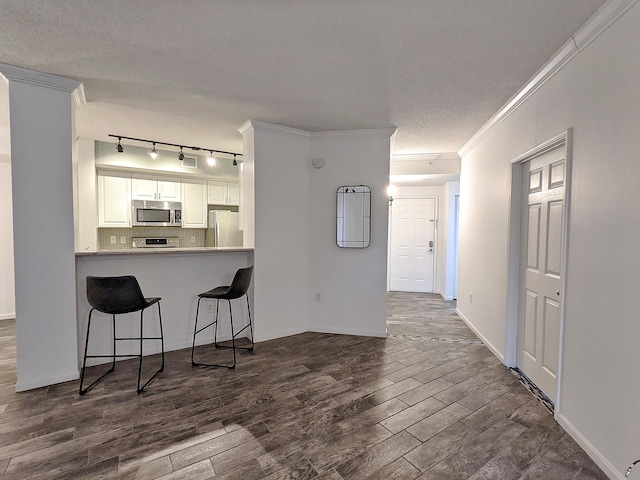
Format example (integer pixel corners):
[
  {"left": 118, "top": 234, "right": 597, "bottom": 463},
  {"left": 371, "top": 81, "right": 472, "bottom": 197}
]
[{"left": 182, "top": 156, "right": 197, "bottom": 168}]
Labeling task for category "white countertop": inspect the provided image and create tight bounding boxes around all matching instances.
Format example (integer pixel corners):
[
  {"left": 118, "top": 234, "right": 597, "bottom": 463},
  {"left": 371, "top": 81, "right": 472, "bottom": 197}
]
[{"left": 76, "top": 246, "right": 253, "bottom": 256}]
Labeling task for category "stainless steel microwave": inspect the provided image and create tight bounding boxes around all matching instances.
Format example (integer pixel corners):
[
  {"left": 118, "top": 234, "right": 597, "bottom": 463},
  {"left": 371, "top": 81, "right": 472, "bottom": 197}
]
[{"left": 132, "top": 200, "right": 182, "bottom": 227}]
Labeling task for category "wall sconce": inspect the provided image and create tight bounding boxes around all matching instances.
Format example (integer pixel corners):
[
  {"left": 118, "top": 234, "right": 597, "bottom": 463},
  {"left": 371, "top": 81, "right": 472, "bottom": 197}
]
[{"left": 387, "top": 185, "right": 398, "bottom": 206}]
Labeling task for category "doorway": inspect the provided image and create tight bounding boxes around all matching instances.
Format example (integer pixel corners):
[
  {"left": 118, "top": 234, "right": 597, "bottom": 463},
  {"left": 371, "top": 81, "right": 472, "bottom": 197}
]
[
  {"left": 388, "top": 197, "right": 437, "bottom": 292},
  {"left": 507, "top": 131, "right": 572, "bottom": 409}
]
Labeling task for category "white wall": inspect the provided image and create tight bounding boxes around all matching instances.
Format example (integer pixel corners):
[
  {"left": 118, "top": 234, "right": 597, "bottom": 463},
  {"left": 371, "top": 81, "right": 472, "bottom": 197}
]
[
  {"left": 309, "top": 130, "right": 394, "bottom": 337},
  {"left": 2, "top": 66, "right": 81, "bottom": 391},
  {"left": 456, "top": 3, "right": 640, "bottom": 477},
  {"left": 240, "top": 121, "right": 395, "bottom": 341},
  {"left": 0, "top": 157, "right": 15, "bottom": 320},
  {"left": 240, "top": 121, "right": 312, "bottom": 341},
  {"left": 442, "top": 181, "right": 460, "bottom": 300}
]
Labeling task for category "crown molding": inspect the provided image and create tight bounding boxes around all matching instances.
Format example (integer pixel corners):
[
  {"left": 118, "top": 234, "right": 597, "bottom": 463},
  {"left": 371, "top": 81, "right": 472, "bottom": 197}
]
[
  {"left": 73, "top": 83, "right": 86, "bottom": 106},
  {"left": 392, "top": 152, "right": 460, "bottom": 162},
  {"left": 311, "top": 127, "right": 397, "bottom": 141},
  {"left": 0, "top": 63, "right": 81, "bottom": 93},
  {"left": 238, "top": 119, "right": 397, "bottom": 142},
  {"left": 238, "top": 119, "right": 311, "bottom": 140},
  {"left": 458, "top": 0, "right": 638, "bottom": 158}
]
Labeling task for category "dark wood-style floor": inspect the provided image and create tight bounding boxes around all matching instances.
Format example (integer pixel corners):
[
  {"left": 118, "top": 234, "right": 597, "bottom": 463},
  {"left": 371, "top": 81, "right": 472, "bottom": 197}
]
[{"left": 0, "top": 293, "right": 607, "bottom": 479}]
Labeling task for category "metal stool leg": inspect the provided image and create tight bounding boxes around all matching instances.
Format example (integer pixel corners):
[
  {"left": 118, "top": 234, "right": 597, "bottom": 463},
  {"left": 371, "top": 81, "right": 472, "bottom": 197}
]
[
  {"left": 192, "top": 297, "right": 234, "bottom": 369},
  {"left": 79, "top": 309, "right": 116, "bottom": 396},
  {"left": 136, "top": 303, "right": 165, "bottom": 394}
]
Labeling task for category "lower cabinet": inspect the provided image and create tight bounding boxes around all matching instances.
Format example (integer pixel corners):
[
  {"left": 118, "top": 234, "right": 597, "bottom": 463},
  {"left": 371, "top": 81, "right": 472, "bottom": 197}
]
[{"left": 181, "top": 179, "right": 208, "bottom": 228}]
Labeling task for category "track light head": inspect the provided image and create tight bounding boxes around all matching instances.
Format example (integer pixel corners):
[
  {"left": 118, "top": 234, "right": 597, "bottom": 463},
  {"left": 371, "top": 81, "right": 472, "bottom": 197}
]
[
  {"left": 116, "top": 137, "right": 124, "bottom": 153},
  {"left": 149, "top": 143, "right": 158, "bottom": 159},
  {"left": 178, "top": 147, "right": 184, "bottom": 161},
  {"left": 207, "top": 151, "right": 216, "bottom": 167}
]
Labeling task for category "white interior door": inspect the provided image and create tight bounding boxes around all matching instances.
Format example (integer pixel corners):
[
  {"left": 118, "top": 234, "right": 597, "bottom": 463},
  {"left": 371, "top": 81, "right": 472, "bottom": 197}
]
[
  {"left": 389, "top": 198, "right": 436, "bottom": 292},
  {"left": 517, "top": 147, "right": 566, "bottom": 401}
]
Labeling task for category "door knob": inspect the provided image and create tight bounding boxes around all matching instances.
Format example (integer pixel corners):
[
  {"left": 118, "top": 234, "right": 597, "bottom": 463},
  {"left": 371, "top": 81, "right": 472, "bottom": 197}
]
[{"left": 556, "top": 290, "right": 560, "bottom": 296}]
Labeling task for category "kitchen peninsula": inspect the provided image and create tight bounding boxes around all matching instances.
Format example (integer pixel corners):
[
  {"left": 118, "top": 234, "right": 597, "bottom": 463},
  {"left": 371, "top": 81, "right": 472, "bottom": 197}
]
[
  {"left": 75, "top": 139, "right": 253, "bottom": 364},
  {"left": 76, "top": 247, "right": 254, "bottom": 363}
]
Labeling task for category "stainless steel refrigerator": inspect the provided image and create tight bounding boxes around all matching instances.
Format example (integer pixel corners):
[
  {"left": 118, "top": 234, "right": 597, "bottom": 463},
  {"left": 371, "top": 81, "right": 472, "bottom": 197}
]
[{"left": 205, "top": 210, "right": 243, "bottom": 247}]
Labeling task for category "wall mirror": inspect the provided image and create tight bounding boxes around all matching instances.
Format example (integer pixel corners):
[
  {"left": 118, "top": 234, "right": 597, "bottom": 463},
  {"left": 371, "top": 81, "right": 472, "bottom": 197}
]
[{"left": 337, "top": 185, "right": 371, "bottom": 248}]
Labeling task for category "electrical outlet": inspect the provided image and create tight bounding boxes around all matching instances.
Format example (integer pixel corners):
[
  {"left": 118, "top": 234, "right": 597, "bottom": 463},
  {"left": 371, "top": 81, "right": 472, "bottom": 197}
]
[
  {"left": 191, "top": 236, "right": 196, "bottom": 243},
  {"left": 110, "top": 236, "right": 116, "bottom": 245},
  {"left": 206, "top": 303, "right": 215, "bottom": 313},
  {"left": 469, "top": 293, "right": 473, "bottom": 303},
  {"left": 315, "top": 293, "right": 321, "bottom": 302},
  {"left": 120, "top": 236, "right": 126, "bottom": 244}
]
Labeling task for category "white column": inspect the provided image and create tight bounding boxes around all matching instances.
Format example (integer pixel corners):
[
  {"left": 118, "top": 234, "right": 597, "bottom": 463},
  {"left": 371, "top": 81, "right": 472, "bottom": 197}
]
[{"left": 1, "top": 64, "right": 82, "bottom": 391}]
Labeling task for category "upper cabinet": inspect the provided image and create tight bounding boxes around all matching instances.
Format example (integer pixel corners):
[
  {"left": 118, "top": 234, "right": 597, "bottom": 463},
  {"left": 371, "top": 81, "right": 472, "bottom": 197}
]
[
  {"left": 132, "top": 174, "right": 181, "bottom": 201},
  {"left": 208, "top": 180, "right": 238, "bottom": 206},
  {"left": 97, "top": 170, "right": 131, "bottom": 227},
  {"left": 181, "top": 179, "right": 208, "bottom": 228}
]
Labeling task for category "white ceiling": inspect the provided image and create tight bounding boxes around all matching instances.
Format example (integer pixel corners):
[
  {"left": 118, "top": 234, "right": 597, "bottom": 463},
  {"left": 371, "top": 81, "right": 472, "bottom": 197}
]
[{"left": 0, "top": 0, "right": 605, "bottom": 158}]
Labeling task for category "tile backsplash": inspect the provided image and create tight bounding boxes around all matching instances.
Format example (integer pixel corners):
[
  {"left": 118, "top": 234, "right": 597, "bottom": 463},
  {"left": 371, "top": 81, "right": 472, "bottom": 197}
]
[{"left": 98, "top": 227, "right": 205, "bottom": 250}]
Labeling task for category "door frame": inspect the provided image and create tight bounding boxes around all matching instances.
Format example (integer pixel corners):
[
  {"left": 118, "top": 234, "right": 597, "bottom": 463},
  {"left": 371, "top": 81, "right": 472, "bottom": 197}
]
[
  {"left": 387, "top": 195, "right": 438, "bottom": 292},
  {"left": 504, "top": 129, "right": 573, "bottom": 415}
]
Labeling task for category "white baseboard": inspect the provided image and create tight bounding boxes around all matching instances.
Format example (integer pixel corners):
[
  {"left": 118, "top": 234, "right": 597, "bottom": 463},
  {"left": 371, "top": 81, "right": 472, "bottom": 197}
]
[
  {"left": 15, "top": 370, "right": 79, "bottom": 392},
  {"left": 309, "top": 325, "right": 387, "bottom": 338},
  {"left": 455, "top": 308, "right": 505, "bottom": 364},
  {"left": 438, "top": 291, "right": 454, "bottom": 301},
  {"left": 556, "top": 413, "right": 625, "bottom": 480},
  {"left": 0, "top": 313, "right": 15, "bottom": 321}
]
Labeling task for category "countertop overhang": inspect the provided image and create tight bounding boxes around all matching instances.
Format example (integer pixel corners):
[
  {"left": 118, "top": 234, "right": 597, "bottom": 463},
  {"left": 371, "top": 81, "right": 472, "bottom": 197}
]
[{"left": 76, "top": 247, "right": 253, "bottom": 256}]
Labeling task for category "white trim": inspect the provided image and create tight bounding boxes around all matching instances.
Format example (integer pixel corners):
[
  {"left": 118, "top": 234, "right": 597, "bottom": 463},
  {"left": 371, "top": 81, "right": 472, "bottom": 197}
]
[
  {"left": 0, "top": 314, "right": 15, "bottom": 321},
  {"left": 456, "top": 309, "right": 505, "bottom": 364},
  {"left": 238, "top": 119, "right": 397, "bottom": 142},
  {"left": 15, "top": 370, "right": 79, "bottom": 392},
  {"left": 238, "top": 120, "right": 310, "bottom": 140},
  {"left": 254, "top": 327, "right": 308, "bottom": 343},
  {"left": 311, "top": 128, "right": 398, "bottom": 141},
  {"left": 505, "top": 129, "right": 572, "bottom": 415},
  {"left": 392, "top": 152, "right": 460, "bottom": 162},
  {"left": 0, "top": 63, "right": 81, "bottom": 92},
  {"left": 310, "top": 326, "right": 387, "bottom": 338},
  {"left": 73, "top": 83, "right": 87, "bottom": 106},
  {"left": 556, "top": 413, "right": 625, "bottom": 480},
  {"left": 458, "top": 0, "right": 638, "bottom": 157}
]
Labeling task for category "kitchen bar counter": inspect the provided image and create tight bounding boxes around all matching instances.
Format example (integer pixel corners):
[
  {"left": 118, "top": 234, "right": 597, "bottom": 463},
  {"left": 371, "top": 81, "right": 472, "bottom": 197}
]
[
  {"left": 76, "top": 247, "right": 254, "bottom": 366},
  {"left": 76, "top": 246, "right": 253, "bottom": 256}
]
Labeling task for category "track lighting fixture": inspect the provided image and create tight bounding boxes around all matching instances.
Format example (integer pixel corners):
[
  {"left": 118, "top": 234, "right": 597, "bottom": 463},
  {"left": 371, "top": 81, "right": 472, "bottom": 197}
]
[
  {"left": 108, "top": 134, "right": 242, "bottom": 164},
  {"left": 149, "top": 143, "right": 158, "bottom": 159}
]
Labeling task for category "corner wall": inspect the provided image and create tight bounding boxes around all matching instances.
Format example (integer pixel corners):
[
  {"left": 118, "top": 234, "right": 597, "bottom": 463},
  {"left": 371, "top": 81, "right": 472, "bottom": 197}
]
[
  {"left": 0, "top": 157, "right": 14, "bottom": 320},
  {"left": 456, "top": 2, "right": 640, "bottom": 476},
  {"left": 239, "top": 121, "right": 395, "bottom": 341}
]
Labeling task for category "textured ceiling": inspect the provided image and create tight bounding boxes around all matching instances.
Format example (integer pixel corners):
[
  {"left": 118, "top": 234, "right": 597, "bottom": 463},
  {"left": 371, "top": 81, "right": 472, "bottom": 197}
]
[{"left": 0, "top": 0, "right": 605, "bottom": 156}]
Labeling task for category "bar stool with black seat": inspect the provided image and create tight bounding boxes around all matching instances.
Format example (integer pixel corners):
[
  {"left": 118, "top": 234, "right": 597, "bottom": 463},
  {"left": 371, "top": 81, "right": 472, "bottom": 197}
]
[
  {"left": 191, "top": 266, "right": 254, "bottom": 369},
  {"left": 79, "top": 275, "right": 165, "bottom": 395}
]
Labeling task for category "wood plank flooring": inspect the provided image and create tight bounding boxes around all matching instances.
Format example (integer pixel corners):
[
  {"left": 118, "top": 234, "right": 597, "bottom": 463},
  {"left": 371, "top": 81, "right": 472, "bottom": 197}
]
[{"left": 0, "top": 293, "right": 608, "bottom": 479}]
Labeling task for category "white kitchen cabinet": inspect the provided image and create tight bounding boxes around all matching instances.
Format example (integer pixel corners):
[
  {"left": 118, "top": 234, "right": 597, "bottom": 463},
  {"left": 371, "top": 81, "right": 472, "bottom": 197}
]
[
  {"left": 97, "top": 170, "right": 131, "bottom": 227},
  {"left": 208, "top": 180, "right": 238, "bottom": 206},
  {"left": 181, "top": 179, "right": 208, "bottom": 228},
  {"left": 132, "top": 174, "right": 181, "bottom": 201}
]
